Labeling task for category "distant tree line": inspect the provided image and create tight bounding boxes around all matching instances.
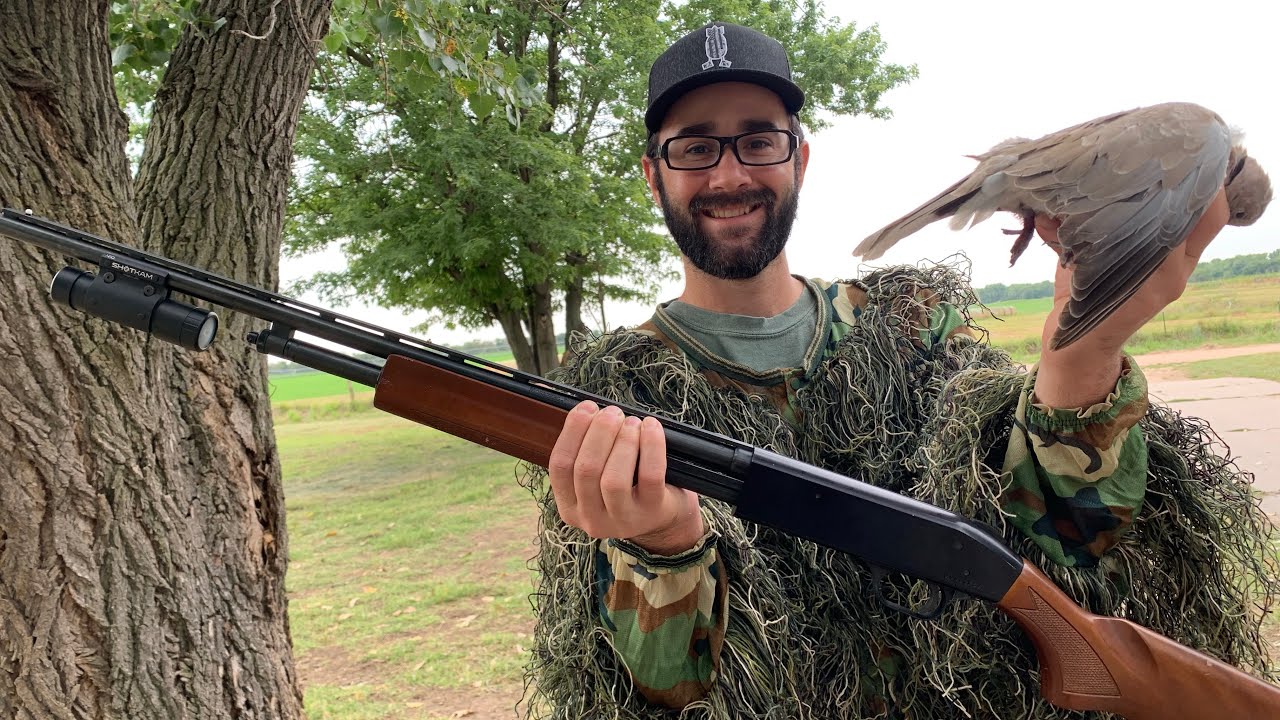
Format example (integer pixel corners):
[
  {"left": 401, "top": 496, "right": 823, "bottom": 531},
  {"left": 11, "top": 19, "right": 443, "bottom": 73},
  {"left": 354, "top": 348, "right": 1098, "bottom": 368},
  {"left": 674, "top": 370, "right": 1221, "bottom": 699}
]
[
  {"left": 453, "top": 333, "right": 566, "bottom": 357},
  {"left": 976, "top": 249, "right": 1279, "bottom": 303},
  {"left": 269, "top": 250, "right": 1280, "bottom": 366},
  {"left": 975, "top": 280, "right": 1055, "bottom": 303},
  {"left": 1186, "top": 249, "right": 1280, "bottom": 282}
]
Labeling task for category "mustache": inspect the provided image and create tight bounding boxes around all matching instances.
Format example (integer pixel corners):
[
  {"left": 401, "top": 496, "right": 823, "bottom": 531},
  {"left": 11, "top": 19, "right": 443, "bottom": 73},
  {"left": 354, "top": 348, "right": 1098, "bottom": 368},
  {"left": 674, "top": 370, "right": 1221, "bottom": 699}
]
[{"left": 688, "top": 187, "right": 776, "bottom": 214}]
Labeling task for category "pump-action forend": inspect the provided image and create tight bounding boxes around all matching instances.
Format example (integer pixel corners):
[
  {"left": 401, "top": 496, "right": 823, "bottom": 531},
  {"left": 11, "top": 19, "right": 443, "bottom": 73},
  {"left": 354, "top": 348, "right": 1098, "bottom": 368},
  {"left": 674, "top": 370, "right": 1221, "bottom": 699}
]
[{"left": 3, "top": 208, "right": 1278, "bottom": 720}]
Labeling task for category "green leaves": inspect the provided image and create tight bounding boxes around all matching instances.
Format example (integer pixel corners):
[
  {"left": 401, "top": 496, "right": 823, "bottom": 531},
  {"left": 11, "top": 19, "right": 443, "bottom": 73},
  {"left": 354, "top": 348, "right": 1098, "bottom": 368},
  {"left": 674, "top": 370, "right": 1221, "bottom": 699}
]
[
  {"left": 417, "top": 27, "right": 438, "bottom": 51},
  {"left": 286, "top": 0, "right": 918, "bottom": 369},
  {"left": 109, "top": 0, "right": 236, "bottom": 141},
  {"left": 110, "top": 1, "right": 187, "bottom": 105},
  {"left": 468, "top": 92, "right": 498, "bottom": 120},
  {"left": 319, "top": 0, "right": 535, "bottom": 124},
  {"left": 111, "top": 43, "right": 137, "bottom": 67},
  {"left": 109, "top": 1, "right": 230, "bottom": 73},
  {"left": 665, "top": 0, "right": 918, "bottom": 128}
]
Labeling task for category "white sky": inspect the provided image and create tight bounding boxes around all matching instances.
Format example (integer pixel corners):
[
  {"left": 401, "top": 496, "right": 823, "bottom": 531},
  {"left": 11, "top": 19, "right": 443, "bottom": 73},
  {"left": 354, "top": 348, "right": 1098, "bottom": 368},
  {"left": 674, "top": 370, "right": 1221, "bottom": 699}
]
[{"left": 281, "top": 0, "right": 1280, "bottom": 347}]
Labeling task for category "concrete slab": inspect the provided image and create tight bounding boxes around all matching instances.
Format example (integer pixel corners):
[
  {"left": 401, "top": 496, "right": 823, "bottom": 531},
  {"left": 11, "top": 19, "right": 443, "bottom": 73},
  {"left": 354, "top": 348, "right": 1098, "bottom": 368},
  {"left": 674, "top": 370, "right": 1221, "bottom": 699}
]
[{"left": 1148, "top": 376, "right": 1280, "bottom": 516}]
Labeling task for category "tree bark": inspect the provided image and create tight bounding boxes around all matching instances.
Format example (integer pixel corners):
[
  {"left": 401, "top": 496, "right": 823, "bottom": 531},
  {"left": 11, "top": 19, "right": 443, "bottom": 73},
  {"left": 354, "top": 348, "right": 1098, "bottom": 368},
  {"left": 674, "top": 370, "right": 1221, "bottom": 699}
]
[
  {"left": 0, "top": 1, "right": 329, "bottom": 718},
  {"left": 495, "top": 306, "right": 537, "bottom": 372},
  {"left": 564, "top": 274, "right": 588, "bottom": 343},
  {"left": 563, "top": 252, "right": 590, "bottom": 344},
  {"left": 529, "top": 280, "right": 558, "bottom": 374}
]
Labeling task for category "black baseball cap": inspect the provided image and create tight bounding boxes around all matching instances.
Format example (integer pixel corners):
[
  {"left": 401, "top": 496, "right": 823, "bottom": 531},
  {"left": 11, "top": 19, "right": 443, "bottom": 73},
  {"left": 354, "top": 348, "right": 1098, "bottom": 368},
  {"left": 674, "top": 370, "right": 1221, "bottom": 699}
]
[{"left": 645, "top": 22, "right": 804, "bottom": 133}]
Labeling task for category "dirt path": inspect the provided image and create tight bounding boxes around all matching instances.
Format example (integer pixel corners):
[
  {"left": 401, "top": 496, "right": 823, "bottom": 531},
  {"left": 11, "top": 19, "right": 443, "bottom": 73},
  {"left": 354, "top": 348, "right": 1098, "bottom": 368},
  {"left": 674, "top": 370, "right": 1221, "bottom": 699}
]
[{"left": 1131, "top": 343, "right": 1280, "bottom": 366}]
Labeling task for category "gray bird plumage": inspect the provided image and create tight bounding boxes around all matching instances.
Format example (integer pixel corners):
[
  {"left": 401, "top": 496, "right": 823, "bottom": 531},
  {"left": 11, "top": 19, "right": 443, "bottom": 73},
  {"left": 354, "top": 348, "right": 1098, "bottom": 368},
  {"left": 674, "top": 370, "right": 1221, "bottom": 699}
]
[{"left": 855, "top": 102, "right": 1273, "bottom": 350}]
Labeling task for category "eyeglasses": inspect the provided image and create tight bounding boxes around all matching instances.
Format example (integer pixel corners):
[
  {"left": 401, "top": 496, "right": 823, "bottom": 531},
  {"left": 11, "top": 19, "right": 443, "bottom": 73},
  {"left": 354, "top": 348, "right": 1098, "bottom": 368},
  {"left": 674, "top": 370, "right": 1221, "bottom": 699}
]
[{"left": 657, "top": 130, "right": 798, "bottom": 170}]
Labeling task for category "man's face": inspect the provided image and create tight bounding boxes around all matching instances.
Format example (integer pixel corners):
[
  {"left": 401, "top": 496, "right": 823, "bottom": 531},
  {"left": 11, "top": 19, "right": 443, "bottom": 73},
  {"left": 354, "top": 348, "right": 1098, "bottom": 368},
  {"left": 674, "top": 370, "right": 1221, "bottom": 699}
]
[{"left": 643, "top": 82, "right": 809, "bottom": 280}]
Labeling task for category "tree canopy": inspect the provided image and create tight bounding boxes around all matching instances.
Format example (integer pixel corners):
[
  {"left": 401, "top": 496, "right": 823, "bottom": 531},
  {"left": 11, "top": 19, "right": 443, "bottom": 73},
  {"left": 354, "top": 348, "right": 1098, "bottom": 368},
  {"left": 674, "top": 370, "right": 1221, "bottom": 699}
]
[{"left": 284, "top": 0, "right": 917, "bottom": 372}]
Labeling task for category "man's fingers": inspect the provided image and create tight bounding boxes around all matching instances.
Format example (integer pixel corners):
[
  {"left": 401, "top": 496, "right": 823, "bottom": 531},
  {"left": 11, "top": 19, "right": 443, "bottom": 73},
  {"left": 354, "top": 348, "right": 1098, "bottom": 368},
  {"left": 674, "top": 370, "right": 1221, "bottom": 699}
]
[
  {"left": 599, "top": 415, "right": 642, "bottom": 516},
  {"left": 547, "top": 400, "right": 598, "bottom": 516},
  {"left": 572, "top": 404, "right": 626, "bottom": 521},
  {"left": 632, "top": 417, "right": 669, "bottom": 507},
  {"left": 1034, "top": 215, "right": 1063, "bottom": 252}
]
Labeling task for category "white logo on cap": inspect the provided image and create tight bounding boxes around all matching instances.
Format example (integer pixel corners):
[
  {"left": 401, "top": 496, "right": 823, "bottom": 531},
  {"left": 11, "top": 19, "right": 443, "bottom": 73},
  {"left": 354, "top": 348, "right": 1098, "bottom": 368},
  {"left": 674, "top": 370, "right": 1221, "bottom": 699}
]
[{"left": 702, "top": 25, "right": 731, "bottom": 70}]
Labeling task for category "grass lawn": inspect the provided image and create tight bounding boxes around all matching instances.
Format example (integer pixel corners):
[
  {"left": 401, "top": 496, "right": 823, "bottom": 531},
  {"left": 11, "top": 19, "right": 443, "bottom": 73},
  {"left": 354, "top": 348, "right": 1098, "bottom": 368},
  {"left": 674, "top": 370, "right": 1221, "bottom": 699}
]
[
  {"left": 280, "top": 412, "right": 538, "bottom": 719},
  {"left": 1180, "top": 353, "right": 1280, "bottom": 383},
  {"left": 278, "top": 367, "right": 1280, "bottom": 718}
]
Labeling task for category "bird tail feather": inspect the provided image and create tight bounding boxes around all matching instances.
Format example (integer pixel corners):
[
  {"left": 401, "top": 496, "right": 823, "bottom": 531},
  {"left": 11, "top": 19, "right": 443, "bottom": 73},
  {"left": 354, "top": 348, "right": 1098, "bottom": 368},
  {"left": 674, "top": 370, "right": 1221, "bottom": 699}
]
[{"left": 854, "top": 179, "right": 979, "bottom": 260}]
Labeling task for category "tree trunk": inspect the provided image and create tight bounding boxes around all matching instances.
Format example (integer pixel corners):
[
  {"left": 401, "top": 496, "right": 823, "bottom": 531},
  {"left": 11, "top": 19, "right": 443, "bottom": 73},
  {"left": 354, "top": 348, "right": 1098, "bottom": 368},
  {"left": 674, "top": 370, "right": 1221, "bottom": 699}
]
[
  {"left": 596, "top": 276, "right": 609, "bottom": 331},
  {"left": 0, "top": 1, "right": 328, "bottom": 718},
  {"left": 564, "top": 273, "right": 589, "bottom": 343},
  {"left": 529, "top": 280, "right": 559, "bottom": 374},
  {"left": 495, "top": 307, "right": 537, "bottom": 372}
]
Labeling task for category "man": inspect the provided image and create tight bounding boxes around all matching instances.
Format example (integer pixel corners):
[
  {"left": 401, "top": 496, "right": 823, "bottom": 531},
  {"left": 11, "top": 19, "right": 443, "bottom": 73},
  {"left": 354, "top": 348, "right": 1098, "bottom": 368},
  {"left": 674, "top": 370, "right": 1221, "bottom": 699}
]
[{"left": 524, "top": 21, "right": 1273, "bottom": 719}]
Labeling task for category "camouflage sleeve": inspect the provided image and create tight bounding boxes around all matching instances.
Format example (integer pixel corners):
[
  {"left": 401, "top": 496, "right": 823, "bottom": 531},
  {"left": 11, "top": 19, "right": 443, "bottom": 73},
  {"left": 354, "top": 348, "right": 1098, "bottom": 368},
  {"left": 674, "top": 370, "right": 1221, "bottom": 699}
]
[
  {"left": 1000, "top": 355, "right": 1150, "bottom": 567},
  {"left": 595, "top": 531, "right": 728, "bottom": 708}
]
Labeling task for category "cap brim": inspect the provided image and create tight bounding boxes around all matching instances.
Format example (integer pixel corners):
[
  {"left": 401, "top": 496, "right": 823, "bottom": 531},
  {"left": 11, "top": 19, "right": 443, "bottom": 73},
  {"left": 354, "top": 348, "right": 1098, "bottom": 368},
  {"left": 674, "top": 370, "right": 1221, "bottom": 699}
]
[{"left": 645, "top": 70, "right": 805, "bottom": 133}]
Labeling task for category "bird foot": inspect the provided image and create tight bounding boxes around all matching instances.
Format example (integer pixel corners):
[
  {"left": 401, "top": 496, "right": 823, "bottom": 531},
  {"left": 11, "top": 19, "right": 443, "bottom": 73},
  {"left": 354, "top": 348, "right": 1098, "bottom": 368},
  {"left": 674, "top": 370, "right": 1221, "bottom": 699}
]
[{"left": 1004, "top": 210, "right": 1037, "bottom": 267}]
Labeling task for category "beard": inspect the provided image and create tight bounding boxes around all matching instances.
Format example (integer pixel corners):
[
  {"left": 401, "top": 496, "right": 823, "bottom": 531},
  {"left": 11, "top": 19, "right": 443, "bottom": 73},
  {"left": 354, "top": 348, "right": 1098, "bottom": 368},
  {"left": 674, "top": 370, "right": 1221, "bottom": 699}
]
[{"left": 655, "top": 169, "right": 800, "bottom": 280}]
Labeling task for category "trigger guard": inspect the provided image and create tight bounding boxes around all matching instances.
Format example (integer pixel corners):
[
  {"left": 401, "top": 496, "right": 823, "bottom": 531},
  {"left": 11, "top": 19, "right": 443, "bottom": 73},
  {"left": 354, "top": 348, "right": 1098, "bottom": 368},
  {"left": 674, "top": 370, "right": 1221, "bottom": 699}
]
[{"left": 870, "top": 565, "right": 954, "bottom": 621}]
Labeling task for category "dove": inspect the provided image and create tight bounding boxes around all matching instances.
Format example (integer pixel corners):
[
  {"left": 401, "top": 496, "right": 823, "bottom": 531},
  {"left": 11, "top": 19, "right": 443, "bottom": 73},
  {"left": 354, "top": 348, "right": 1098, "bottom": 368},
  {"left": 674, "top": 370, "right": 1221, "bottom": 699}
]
[{"left": 854, "top": 102, "right": 1273, "bottom": 350}]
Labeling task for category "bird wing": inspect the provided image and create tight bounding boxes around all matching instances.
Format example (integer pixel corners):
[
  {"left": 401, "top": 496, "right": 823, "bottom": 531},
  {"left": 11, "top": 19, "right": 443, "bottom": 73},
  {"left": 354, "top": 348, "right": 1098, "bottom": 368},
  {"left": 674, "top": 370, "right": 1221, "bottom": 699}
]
[
  {"left": 852, "top": 108, "right": 1137, "bottom": 261},
  {"left": 997, "top": 103, "right": 1231, "bottom": 348}
]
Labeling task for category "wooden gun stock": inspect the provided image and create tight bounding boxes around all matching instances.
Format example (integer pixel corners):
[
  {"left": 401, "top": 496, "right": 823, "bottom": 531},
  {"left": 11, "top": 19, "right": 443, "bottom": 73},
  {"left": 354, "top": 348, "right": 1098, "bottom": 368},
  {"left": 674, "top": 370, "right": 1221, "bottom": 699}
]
[{"left": 999, "top": 560, "right": 1280, "bottom": 719}]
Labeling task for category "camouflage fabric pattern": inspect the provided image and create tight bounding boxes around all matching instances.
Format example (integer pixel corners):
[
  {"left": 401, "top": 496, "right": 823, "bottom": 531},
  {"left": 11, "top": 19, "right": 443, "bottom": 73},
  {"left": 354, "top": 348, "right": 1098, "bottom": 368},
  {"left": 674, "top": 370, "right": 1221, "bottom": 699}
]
[
  {"left": 595, "top": 278, "right": 1150, "bottom": 708},
  {"left": 1001, "top": 357, "right": 1150, "bottom": 566},
  {"left": 594, "top": 533, "right": 726, "bottom": 707}
]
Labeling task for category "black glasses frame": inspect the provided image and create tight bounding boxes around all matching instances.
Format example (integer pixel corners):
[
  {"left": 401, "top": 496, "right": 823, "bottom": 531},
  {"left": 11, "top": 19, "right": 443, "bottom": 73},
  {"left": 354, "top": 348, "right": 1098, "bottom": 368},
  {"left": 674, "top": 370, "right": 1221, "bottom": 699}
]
[{"left": 658, "top": 129, "right": 798, "bottom": 171}]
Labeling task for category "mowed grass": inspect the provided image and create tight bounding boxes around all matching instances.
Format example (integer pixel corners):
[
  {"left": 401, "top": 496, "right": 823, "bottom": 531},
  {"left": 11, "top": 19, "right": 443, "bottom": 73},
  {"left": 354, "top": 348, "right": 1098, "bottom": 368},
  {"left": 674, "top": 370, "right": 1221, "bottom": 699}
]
[
  {"left": 975, "top": 274, "right": 1280, "bottom": 363},
  {"left": 1180, "top": 353, "right": 1280, "bottom": 383},
  {"left": 269, "top": 372, "right": 366, "bottom": 402},
  {"left": 280, "top": 411, "right": 539, "bottom": 718}
]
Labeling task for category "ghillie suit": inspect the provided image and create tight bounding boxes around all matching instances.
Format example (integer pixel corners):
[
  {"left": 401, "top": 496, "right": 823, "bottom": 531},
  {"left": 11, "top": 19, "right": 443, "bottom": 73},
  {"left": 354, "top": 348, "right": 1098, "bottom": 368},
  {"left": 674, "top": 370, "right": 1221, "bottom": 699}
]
[{"left": 519, "top": 262, "right": 1278, "bottom": 719}]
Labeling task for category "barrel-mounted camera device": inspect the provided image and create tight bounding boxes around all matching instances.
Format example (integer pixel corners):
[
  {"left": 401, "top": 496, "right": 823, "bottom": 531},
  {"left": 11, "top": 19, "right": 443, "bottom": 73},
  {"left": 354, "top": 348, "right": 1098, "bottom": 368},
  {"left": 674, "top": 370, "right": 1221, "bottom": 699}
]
[
  {"left": 50, "top": 255, "right": 218, "bottom": 351},
  {"left": 9, "top": 211, "right": 218, "bottom": 351}
]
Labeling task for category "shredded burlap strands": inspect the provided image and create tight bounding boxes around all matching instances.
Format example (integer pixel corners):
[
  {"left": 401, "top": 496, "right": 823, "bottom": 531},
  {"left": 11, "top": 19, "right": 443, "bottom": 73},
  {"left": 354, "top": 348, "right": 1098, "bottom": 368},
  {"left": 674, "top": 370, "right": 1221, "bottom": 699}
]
[{"left": 519, "top": 263, "right": 1279, "bottom": 719}]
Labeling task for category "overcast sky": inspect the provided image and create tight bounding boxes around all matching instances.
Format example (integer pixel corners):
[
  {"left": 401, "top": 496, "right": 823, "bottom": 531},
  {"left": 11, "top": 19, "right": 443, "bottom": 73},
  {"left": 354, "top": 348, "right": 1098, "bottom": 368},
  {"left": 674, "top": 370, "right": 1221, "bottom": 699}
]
[{"left": 282, "top": 0, "right": 1280, "bottom": 347}]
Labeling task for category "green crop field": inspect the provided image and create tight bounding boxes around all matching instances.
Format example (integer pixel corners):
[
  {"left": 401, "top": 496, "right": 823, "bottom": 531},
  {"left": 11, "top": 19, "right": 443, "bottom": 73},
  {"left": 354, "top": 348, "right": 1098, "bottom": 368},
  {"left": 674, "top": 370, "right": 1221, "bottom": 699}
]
[
  {"left": 269, "top": 372, "right": 364, "bottom": 402},
  {"left": 973, "top": 274, "right": 1280, "bottom": 363}
]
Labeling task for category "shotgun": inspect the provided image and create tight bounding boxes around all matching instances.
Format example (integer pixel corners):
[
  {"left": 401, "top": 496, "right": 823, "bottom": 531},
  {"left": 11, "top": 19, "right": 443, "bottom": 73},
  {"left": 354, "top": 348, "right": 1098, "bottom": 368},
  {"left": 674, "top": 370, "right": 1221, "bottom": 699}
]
[{"left": 2, "top": 208, "right": 1277, "bottom": 720}]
